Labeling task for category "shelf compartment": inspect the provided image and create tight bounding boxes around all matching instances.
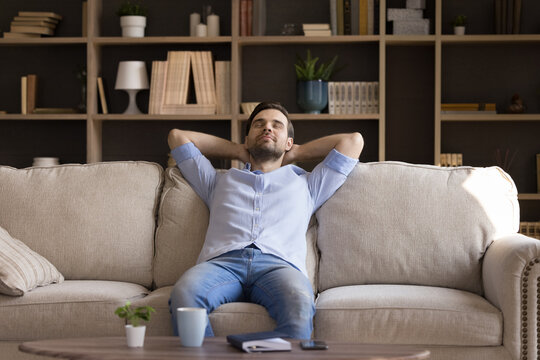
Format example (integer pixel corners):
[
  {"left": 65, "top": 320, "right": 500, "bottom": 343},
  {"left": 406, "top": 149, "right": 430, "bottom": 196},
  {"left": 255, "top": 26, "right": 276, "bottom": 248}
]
[
  {"left": 0, "top": 114, "right": 86, "bottom": 121},
  {"left": 441, "top": 114, "right": 540, "bottom": 122},
  {"left": 93, "top": 36, "right": 232, "bottom": 45}
]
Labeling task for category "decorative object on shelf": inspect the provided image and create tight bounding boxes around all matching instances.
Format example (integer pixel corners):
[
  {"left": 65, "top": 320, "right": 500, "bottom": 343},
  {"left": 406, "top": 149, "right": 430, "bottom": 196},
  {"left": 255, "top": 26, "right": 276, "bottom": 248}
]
[
  {"left": 494, "top": 148, "right": 518, "bottom": 173},
  {"left": 114, "top": 301, "right": 155, "bottom": 348},
  {"left": 32, "top": 157, "right": 59, "bottom": 167},
  {"left": 190, "top": 6, "right": 219, "bottom": 38},
  {"left": 295, "top": 50, "right": 339, "bottom": 114},
  {"left": 207, "top": 14, "right": 220, "bottom": 37},
  {"left": 4, "top": 11, "right": 62, "bottom": 38},
  {"left": 115, "top": 61, "right": 149, "bottom": 114},
  {"left": 117, "top": 0, "right": 147, "bottom": 38},
  {"left": 387, "top": 3, "right": 429, "bottom": 35},
  {"left": 75, "top": 65, "right": 87, "bottom": 113},
  {"left": 280, "top": 23, "right": 300, "bottom": 35},
  {"left": 190, "top": 12, "right": 201, "bottom": 36},
  {"left": 196, "top": 23, "right": 208, "bottom": 37},
  {"left": 451, "top": 15, "right": 467, "bottom": 35},
  {"left": 507, "top": 93, "right": 526, "bottom": 113}
]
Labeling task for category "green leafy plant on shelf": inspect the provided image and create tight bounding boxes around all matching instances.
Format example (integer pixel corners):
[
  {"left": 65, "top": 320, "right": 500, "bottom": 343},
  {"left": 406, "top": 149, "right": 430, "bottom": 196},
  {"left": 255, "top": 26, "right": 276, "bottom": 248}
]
[
  {"left": 114, "top": 301, "right": 155, "bottom": 327},
  {"left": 116, "top": 0, "right": 148, "bottom": 17},
  {"left": 294, "top": 49, "right": 339, "bottom": 81},
  {"left": 451, "top": 15, "right": 467, "bottom": 27}
]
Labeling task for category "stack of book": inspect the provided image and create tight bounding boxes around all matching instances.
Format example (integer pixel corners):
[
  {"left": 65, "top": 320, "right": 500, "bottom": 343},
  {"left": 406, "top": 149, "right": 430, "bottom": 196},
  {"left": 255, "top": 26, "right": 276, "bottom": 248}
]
[
  {"left": 440, "top": 153, "right": 463, "bottom": 167},
  {"left": 148, "top": 51, "right": 230, "bottom": 115},
  {"left": 4, "top": 11, "right": 62, "bottom": 38},
  {"left": 330, "top": 0, "right": 378, "bottom": 35},
  {"left": 441, "top": 103, "right": 497, "bottom": 114},
  {"left": 239, "top": 0, "right": 266, "bottom": 36},
  {"left": 302, "top": 24, "right": 332, "bottom": 37},
  {"left": 328, "top": 81, "right": 379, "bottom": 115},
  {"left": 387, "top": 0, "right": 429, "bottom": 35}
]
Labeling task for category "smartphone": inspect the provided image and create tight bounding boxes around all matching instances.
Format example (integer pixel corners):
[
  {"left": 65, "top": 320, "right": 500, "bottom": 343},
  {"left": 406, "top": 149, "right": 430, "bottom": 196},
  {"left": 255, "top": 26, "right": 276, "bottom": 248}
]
[{"left": 300, "top": 340, "right": 328, "bottom": 350}]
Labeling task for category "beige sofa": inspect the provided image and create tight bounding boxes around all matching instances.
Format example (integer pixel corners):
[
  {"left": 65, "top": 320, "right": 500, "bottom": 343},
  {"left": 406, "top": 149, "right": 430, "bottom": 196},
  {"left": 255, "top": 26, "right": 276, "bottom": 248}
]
[{"left": 0, "top": 160, "right": 536, "bottom": 360}]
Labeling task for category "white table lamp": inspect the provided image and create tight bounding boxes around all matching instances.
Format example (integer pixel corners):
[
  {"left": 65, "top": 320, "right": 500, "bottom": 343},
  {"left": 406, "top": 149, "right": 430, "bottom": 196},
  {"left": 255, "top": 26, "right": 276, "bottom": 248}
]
[{"left": 114, "top": 61, "right": 149, "bottom": 114}]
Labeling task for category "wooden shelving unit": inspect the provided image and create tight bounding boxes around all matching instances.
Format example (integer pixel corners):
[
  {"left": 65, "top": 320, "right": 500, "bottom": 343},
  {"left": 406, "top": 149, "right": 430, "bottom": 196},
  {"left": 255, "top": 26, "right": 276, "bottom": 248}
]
[{"left": 0, "top": 0, "right": 539, "bottom": 217}]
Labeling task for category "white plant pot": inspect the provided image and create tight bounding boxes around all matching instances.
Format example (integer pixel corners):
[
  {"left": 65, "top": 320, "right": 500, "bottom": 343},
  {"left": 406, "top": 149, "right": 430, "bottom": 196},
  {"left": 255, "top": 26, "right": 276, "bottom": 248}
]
[
  {"left": 125, "top": 325, "right": 146, "bottom": 347},
  {"left": 120, "top": 16, "right": 146, "bottom": 38},
  {"left": 453, "top": 26, "right": 466, "bottom": 35}
]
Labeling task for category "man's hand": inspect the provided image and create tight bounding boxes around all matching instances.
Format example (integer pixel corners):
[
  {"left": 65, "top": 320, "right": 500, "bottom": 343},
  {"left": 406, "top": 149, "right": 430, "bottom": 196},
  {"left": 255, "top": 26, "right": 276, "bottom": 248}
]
[
  {"left": 286, "top": 133, "right": 363, "bottom": 163},
  {"left": 282, "top": 144, "right": 300, "bottom": 165}
]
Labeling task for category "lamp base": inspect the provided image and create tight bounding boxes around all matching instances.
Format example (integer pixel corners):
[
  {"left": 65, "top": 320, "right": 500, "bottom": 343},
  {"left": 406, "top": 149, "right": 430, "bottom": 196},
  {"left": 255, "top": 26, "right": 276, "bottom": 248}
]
[{"left": 123, "top": 89, "right": 142, "bottom": 114}]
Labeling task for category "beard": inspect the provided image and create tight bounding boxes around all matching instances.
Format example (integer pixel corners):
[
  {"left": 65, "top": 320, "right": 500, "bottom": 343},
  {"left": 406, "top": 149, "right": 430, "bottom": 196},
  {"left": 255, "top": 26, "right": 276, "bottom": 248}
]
[{"left": 247, "top": 141, "right": 285, "bottom": 162}]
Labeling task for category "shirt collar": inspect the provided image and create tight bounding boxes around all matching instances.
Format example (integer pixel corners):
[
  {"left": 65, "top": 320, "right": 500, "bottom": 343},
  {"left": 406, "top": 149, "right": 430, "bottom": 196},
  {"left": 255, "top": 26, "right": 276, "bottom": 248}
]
[{"left": 244, "top": 162, "right": 264, "bottom": 175}]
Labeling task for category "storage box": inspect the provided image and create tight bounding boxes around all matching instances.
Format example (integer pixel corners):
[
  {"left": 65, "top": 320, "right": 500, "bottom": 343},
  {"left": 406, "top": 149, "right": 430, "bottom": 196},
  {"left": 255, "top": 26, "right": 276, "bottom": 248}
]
[
  {"left": 393, "top": 19, "right": 430, "bottom": 35},
  {"left": 387, "top": 8, "right": 423, "bottom": 21},
  {"left": 407, "top": 0, "right": 426, "bottom": 9}
]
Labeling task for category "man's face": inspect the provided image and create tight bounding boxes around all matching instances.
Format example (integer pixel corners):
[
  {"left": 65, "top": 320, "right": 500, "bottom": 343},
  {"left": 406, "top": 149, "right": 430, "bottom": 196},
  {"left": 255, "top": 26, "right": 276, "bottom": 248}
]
[{"left": 245, "top": 109, "right": 293, "bottom": 162}]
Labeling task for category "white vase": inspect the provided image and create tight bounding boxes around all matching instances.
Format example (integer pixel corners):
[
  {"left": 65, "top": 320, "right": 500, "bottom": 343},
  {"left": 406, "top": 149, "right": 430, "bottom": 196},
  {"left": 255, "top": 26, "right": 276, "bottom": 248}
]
[
  {"left": 125, "top": 325, "right": 146, "bottom": 347},
  {"left": 454, "top": 26, "right": 466, "bottom": 35},
  {"left": 120, "top": 16, "right": 146, "bottom": 38}
]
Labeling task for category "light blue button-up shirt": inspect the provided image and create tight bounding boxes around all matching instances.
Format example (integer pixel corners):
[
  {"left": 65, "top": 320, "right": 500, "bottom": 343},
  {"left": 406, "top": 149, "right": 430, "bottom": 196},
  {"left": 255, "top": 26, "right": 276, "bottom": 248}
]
[{"left": 171, "top": 142, "right": 358, "bottom": 276}]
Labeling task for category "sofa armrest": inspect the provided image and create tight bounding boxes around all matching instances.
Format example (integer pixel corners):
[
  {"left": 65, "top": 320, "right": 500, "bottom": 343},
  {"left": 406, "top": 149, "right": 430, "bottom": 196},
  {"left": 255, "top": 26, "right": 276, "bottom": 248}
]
[{"left": 483, "top": 233, "right": 540, "bottom": 360}]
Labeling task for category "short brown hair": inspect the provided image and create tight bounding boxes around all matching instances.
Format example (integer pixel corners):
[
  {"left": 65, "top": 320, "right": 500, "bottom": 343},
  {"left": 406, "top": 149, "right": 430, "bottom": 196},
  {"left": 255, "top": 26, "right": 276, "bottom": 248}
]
[{"left": 245, "top": 101, "right": 294, "bottom": 139}]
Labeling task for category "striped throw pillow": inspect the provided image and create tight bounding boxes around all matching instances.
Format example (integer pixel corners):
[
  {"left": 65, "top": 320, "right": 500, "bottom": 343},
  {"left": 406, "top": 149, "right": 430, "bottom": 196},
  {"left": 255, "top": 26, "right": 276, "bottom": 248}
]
[{"left": 0, "top": 226, "right": 64, "bottom": 296}]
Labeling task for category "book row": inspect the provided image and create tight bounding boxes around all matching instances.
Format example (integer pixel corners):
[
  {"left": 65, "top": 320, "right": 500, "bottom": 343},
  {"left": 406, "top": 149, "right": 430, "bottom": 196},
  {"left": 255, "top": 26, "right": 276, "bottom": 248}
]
[
  {"left": 439, "top": 153, "right": 463, "bottom": 167},
  {"left": 331, "top": 0, "right": 379, "bottom": 36},
  {"left": 328, "top": 81, "right": 379, "bottom": 115}
]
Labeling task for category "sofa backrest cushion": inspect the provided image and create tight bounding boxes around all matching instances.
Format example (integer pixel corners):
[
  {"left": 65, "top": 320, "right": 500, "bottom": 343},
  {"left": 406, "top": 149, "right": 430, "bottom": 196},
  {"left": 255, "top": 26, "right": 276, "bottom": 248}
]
[
  {"left": 154, "top": 167, "right": 320, "bottom": 291},
  {"left": 316, "top": 162, "right": 519, "bottom": 295},
  {"left": 0, "top": 162, "right": 163, "bottom": 288}
]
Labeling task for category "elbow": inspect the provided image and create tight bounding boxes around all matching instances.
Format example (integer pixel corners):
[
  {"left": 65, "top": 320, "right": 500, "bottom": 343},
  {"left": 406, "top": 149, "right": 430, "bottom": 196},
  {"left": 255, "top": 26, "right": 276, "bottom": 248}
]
[
  {"left": 168, "top": 129, "right": 186, "bottom": 150},
  {"left": 350, "top": 132, "right": 364, "bottom": 150}
]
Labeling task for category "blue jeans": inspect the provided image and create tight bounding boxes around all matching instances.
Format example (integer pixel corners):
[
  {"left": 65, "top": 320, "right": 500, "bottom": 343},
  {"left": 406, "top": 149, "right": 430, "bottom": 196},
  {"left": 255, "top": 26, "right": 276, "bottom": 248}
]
[{"left": 168, "top": 247, "right": 315, "bottom": 339}]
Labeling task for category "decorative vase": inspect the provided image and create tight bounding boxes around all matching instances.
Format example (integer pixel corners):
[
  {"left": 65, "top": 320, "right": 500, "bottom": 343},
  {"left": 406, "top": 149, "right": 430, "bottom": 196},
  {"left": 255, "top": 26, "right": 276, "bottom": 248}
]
[
  {"left": 120, "top": 16, "right": 146, "bottom": 37},
  {"left": 297, "top": 80, "right": 328, "bottom": 114},
  {"left": 125, "top": 325, "right": 146, "bottom": 347},
  {"left": 453, "top": 26, "right": 465, "bottom": 35}
]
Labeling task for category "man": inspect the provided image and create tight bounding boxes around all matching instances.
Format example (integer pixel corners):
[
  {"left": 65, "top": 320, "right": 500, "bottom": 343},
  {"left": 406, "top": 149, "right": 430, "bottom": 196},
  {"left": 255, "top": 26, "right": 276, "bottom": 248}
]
[{"left": 167, "top": 101, "right": 363, "bottom": 339}]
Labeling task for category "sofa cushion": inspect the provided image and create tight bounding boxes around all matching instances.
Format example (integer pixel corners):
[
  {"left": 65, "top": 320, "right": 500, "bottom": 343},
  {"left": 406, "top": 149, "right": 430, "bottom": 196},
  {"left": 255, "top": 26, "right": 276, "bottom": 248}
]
[
  {"left": 316, "top": 162, "right": 519, "bottom": 294},
  {"left": 314, "top": 284, "right": 502, "bottom": 346},
  {"left": 0, "top": 226, "right": 63, "bottom": 296},
  {"left": 154, "top": 167, "right": 320, "bottom": 291},
  {"left": 0, "top": 280, "right": 149, "bottom": 340},
  {"left": 0, "top": 162, "right": 163, "bottom": 288}
]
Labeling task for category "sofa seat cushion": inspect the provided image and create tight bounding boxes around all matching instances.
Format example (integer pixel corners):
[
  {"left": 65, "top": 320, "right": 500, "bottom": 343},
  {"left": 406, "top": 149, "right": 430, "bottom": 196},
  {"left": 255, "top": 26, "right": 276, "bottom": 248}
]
[
  {"left": 314, "top": 284, "right": 502, "bottom": 346},
  {"left": 0, "top": 280, "right": 149, "bottom": 340}
]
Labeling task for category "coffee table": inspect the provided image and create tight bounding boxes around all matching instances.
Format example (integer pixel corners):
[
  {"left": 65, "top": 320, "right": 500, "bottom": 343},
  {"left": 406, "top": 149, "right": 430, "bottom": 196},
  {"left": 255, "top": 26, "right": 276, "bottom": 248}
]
[{"left": 20, "top": 336, "right": 430, "bottom": 359}]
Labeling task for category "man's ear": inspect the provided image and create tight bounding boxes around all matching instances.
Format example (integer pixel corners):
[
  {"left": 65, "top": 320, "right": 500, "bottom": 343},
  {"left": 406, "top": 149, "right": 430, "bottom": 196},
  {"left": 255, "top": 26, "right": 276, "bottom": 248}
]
[{"left": 285, "top": 137, "right": 293, "bottom": 151}]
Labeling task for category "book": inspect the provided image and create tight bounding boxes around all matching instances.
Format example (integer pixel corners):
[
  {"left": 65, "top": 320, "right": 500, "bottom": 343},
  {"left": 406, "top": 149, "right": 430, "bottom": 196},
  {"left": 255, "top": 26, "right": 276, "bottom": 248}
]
[
  {"left": 164, "top": 51, "right": 191, "bottom": 105},
  {"left": 303, "top": 29, "right": 332, "bottom": 36},
  {"left": 302, "top": 23, "right": 330, "bottom": 30},
  {"left": 149, "top": 61, "right": 167, "bottom": 115},
  {"left": 33, "top": 107, "right": 77, "bottom": 114},
  {"left": 215, "top": 61, "right": 231, "bottom": 114},
  {"left": 11, "top": 21, "right": 56, "bottom": 29},
  {"left": 97, "top": 77, "right": 108, "bottom": 114},
  {"left": 10, "top": 25, "right": 54, "bottom": 35},
  {"left": 329, "top": 0, "right": 338, "bottom": 35},
  {"left": 226, "top": 331, "right": 291, "bottom": 353},
  {"left": 3, "top": 32, "right": 41, "bottom": 38},
  {"left": 252, "top": 0, "right": 266, "bottom": 36},
  {"left": 18, "top": 11, "right": 62, "bottom": 20},
  {"left": 27, "top": 74, "right": 37, "bottom": 114},
  {"left": 21, "top": 76, "right": 27, "bottom": 114},
  {"left": 13, "top": 16, "right": 59, "bottom": 24}
]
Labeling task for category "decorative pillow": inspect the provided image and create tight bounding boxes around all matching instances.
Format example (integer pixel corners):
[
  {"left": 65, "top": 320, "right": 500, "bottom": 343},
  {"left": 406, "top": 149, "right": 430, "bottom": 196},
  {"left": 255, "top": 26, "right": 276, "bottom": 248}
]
[{"left": 0, "top": 226, "right": 64, "bottom": 296}]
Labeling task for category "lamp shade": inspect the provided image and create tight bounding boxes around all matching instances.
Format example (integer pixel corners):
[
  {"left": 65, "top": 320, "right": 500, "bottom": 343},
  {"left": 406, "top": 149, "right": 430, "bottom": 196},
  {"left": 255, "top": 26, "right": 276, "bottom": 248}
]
[{"left": 115, "top": 61, "right": 149, "bottom": 90}]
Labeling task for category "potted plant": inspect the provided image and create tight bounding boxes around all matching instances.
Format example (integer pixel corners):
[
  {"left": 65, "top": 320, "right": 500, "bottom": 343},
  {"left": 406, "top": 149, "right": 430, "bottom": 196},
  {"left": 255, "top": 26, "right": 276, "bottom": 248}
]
[
  {"left": 117, "top": 1, "right": 148, "bottom": 38},
  {"left": 115, "top": 301, "right": 155, "bottom": 347},
  {"left": 295, "top": 49, "right": 339, "bottom": 114},
  {"left": 452, "top": 15, "right": 467, "bottom": 35}
]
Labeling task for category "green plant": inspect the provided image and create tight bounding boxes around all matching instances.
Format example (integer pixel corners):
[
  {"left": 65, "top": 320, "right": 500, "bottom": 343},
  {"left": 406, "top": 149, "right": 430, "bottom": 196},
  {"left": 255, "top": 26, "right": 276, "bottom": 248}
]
[
  {"left": 114, "top": 301, "right": 155, "bottom": 327},
  {"left": 295, "top": 49, "right": 339, "bottom": 81},
  {"left": 117, "top": 1, "right": 147, "bottom": 17},
  {"left": 452, "top": 15, "right": 467, "bottom": 27}
]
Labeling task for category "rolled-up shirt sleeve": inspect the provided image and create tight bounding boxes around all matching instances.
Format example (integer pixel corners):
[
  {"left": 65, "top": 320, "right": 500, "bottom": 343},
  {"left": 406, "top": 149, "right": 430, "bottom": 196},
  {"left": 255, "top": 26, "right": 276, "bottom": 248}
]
[
  {"left": 171, "top": 142, "right": 216, "bottom": 207},
  {"left": 308, "top": 148, "right": 358, "bottom": 211}
]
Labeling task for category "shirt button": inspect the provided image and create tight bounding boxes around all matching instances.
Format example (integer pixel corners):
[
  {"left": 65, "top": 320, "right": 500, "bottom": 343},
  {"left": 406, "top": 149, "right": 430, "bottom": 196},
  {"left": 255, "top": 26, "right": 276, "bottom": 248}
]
[
  {"left": 254, "top": 224, "right": 259, "bottom": 228},
  {"left": 255, "top": 208, "right": 260, "bottom": 211}
]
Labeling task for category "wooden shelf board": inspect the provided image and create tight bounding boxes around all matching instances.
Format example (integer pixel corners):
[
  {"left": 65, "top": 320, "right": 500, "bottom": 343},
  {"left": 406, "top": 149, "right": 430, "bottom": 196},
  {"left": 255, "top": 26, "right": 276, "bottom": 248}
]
[
  {"left": 384, "top": 35, "right": 436, "bottom": 45},
  {"left": 239, "top": 35, "right": 379, "bottom": 45},
  {"left": 0, "top": 114, "right": 86, "bottom": 120},
  {"left": 0, "top": 37, "right": 86, "bottom": 46},
  {"left": 519, "top": 194, "right": 540, "bottom": 200},
  {"left": 93, "top": 36, "right": 232, "bottom": 45},
  {"left": 441, "top": 114, "right": 540, "bottom": 122},
  {"left": 441, "top": 34, "right": 540, "bottom": 44},
  {"left": 238, "top": 114, "right": 380, "bottom": 120},
  {"left": 94, "top": 114, "right": 232, "bottom": 121}
]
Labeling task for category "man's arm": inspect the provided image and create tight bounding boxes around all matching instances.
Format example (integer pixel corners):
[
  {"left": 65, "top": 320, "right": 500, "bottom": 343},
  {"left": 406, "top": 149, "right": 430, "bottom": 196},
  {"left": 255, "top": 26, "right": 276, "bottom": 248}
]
[
  {"left": 282, "top": 132, "right": 364, "bottom": 165},
  {"left": 168, "top": 129, "right": 250, "bottom": 163}
]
